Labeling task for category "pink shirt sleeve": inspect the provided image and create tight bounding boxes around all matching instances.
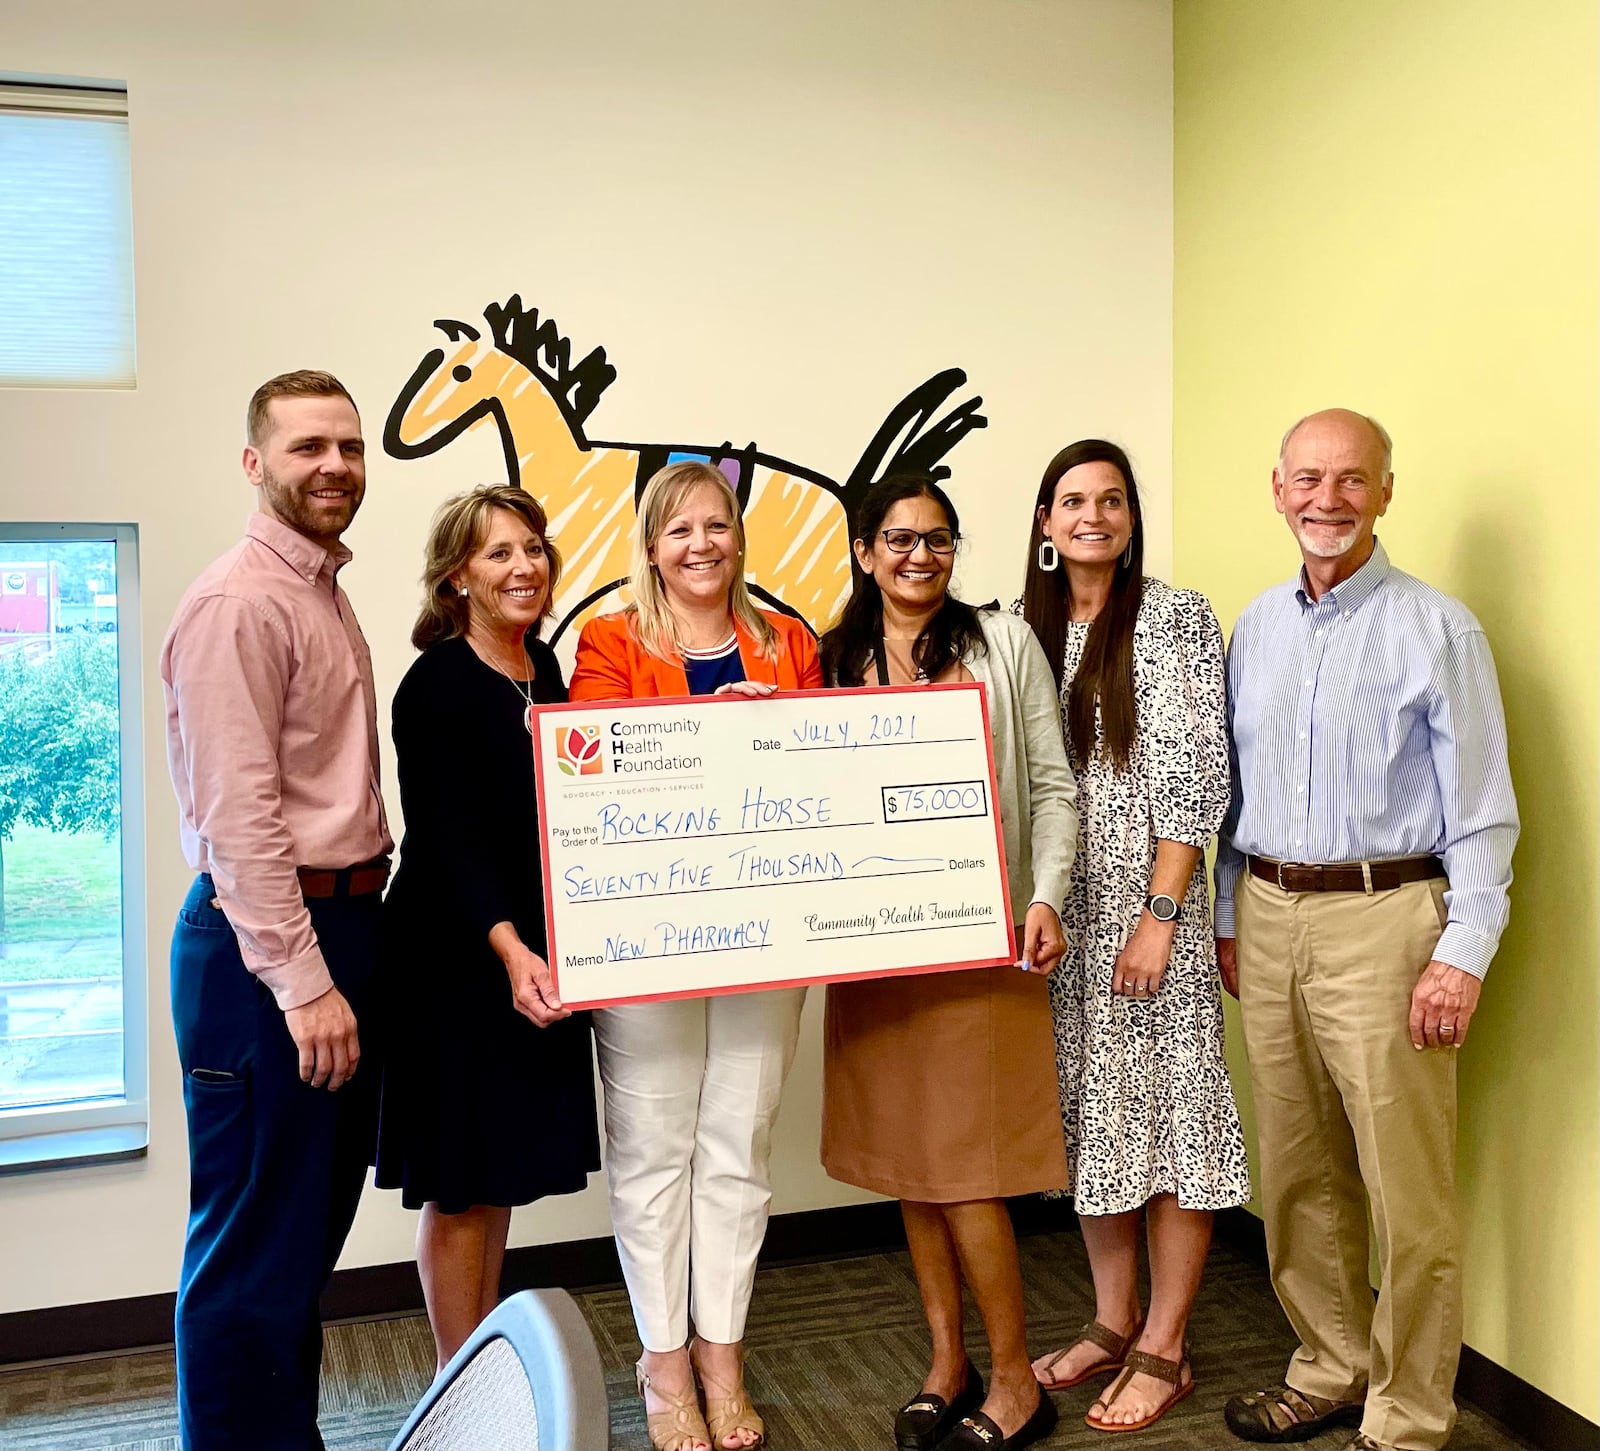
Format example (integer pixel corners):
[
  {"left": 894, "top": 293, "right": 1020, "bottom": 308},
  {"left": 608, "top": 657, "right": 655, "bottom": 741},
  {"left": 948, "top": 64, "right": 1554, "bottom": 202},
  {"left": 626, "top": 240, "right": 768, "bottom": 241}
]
[{"left": 166, "top": 595, "right": 333, "bottom": 1009}]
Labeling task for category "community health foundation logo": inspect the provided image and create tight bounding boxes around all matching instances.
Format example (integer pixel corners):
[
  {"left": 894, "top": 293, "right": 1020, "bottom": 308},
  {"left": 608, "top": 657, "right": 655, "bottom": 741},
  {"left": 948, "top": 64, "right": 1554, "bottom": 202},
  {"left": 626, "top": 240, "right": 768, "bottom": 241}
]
[{"left": 555, "top": 723, "right": 605, "bottom": 776}]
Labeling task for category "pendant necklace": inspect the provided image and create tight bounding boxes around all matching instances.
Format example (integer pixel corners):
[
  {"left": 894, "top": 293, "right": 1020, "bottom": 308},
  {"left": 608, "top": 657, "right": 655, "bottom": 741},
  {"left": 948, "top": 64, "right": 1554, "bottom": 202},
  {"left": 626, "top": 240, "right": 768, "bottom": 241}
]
[{"left": 482, "top": 646, "right": 537, "bottom": 735}]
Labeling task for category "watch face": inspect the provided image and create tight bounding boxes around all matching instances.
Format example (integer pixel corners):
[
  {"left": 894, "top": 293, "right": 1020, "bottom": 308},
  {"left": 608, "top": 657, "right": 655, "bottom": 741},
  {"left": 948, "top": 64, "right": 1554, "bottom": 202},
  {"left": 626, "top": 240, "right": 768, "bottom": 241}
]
[{"left": 1148, "top": 894, "right": 1179, "bottom": 921}]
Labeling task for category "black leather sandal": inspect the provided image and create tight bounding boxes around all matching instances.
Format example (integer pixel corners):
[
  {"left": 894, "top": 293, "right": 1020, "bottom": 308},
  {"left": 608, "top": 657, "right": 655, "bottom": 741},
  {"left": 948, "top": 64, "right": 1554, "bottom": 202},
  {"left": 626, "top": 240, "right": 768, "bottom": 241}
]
[{"left": 893, "top": 1361, "right": 984, "bottom": 1451}]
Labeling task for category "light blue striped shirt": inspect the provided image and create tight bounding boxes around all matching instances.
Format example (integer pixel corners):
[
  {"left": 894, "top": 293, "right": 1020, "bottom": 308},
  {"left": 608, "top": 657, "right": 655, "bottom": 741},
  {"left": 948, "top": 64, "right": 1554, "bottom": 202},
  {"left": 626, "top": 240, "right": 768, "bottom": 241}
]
[{"left": 1214, "top": 539, "right": 1518, "bottom": 978}]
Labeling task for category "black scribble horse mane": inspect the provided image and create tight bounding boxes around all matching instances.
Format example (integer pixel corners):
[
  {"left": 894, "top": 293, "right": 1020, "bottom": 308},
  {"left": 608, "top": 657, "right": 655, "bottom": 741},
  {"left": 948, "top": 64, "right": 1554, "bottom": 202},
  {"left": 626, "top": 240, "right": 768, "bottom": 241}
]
[{"left": 484, "top": 295, "right": 616, "bottom": 436}]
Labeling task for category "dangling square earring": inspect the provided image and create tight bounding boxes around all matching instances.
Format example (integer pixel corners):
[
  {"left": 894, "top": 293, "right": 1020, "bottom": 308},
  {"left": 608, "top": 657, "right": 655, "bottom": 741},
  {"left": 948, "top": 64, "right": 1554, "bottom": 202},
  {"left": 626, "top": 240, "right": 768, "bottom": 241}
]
[{"left": 1038, "top": 538, "right": 1059, "bottom": 572}]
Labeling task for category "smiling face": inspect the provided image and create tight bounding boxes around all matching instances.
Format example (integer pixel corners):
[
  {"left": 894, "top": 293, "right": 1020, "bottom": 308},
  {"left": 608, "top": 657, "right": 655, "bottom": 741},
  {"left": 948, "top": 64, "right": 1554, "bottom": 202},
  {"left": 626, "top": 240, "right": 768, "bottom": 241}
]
[
  {"left": 244, "top": 395, "right": 367, "bottom": 548},
  {"left": 1274, "top": 410, "right": 1393, "bottom": 562},
  {"left": 853, "top": 492, "right": 956, "bottom": 616},
  {"left": 649, "top": 481, "right": 741, "bottom": 616},
  {"left": 452, "top": 506, "right": 552, "bottom": 638},
  {"left": 1038, "top": 460, "right": 1134, "bottom": 568}
]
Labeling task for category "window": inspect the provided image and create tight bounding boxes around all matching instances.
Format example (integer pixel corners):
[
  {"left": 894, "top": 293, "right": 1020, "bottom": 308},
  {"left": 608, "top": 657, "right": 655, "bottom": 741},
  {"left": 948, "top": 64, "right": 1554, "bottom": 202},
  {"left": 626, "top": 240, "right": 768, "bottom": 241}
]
[
  {"left": 0, "top": 524, "right": 146, "bottom": 1168},
  {"left": 0, "top": 80, "right": 135, "bottom": 388}
]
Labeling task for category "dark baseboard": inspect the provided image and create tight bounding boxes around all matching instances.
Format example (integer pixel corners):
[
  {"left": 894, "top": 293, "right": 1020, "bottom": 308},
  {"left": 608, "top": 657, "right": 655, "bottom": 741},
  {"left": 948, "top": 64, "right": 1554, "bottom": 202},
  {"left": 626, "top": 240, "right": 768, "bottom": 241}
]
[
  {"left": 2, "top": 1197, "right": 1593, "bottom": 1451},
  {"left": 0, "top": 1196, "right": 1073, "bottom": 1367},
  {"left": 1457, "top": 1346, "right": 1600, "bottom": 1451}
]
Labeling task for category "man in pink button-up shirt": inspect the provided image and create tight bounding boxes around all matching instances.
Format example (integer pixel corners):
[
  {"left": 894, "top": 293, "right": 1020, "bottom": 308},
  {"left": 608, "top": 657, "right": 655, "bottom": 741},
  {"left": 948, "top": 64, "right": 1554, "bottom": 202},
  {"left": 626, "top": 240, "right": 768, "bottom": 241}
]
[{"left": 161, "top": 369, "right": 393, "bottom": 1451}]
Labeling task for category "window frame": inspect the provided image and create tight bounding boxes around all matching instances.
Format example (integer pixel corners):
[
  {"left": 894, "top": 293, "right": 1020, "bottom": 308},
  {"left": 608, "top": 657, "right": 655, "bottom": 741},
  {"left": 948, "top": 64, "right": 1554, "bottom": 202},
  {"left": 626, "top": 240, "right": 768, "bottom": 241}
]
[{"left": 0, "top": 522, "right": 147, "bottom": 1169}]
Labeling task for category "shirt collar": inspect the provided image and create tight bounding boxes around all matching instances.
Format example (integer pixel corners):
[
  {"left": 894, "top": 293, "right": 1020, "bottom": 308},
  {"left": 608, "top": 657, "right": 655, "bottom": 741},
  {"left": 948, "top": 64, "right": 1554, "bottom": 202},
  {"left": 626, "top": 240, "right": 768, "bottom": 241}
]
[
  {"left": 246, "top": 512, "right": 352, "bottom": 586},
  {"left": 1295, "top": 536, "right": 1391, "bottom": 615}
]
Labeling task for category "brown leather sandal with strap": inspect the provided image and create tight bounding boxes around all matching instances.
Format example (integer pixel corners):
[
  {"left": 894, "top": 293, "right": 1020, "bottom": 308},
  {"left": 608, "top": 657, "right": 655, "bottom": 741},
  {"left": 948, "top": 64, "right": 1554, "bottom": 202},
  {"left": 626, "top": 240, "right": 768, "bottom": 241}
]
[
  {"left": 1033, "top": 1319, "right": 1143, "bottom": 1391},
  {"left": 1223, "top": 1383, "right": 1365, "bottom": 1442},
  {"left": 1085, "top": 1346, "right": 1194, "bottom": 1433}
]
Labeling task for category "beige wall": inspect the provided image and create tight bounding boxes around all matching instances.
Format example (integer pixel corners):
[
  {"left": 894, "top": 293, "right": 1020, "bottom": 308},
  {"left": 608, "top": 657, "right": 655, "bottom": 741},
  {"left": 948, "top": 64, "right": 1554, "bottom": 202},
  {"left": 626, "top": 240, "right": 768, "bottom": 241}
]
[{"left": 0, "top": 0, "right": 1174, "bottom": 1314}]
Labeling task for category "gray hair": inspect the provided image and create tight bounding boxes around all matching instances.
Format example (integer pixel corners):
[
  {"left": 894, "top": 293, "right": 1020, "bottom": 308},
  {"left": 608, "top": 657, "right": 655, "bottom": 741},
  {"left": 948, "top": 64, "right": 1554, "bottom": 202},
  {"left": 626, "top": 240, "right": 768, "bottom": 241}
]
[{"left": 1278, "top": 411, "right": 1393, "bottom": 476}]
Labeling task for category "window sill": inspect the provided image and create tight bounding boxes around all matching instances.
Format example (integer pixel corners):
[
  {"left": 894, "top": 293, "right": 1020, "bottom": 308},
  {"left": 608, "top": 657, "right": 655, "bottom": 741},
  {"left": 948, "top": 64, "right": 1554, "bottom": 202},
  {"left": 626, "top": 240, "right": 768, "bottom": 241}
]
[{"left": 0, "top": 1121, "right": 148, "bottom": 1175}]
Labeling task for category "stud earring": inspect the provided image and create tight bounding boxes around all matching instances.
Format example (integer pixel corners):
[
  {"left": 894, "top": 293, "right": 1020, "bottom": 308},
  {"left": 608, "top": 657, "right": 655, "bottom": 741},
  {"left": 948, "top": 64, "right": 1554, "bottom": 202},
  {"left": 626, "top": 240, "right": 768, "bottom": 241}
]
[
  {"left": 458, "top": 586, "right": 469, "bottom": 597},
  {"left": 1038, "top": 539, "right": 1060, "bottom": 572}
]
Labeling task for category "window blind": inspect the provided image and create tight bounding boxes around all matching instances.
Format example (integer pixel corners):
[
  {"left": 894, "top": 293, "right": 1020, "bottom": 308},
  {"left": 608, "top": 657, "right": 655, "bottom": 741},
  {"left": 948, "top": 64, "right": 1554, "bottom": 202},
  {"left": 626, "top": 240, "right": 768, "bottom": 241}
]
[{"left": 0, "top": 85, "right": 134, "bottom": 388}]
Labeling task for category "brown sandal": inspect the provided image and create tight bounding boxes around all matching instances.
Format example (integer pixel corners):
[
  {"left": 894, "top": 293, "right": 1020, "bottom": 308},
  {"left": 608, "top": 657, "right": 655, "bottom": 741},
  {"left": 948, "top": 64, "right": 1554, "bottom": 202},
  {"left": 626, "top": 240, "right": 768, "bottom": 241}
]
[
  {"left": 1085, "top": 1347, "right": 1194, "bottom": 1433},
  {"left": 1223, "top": 1383, "right": 1364, "bottom": 1442},
  {"left": 1034, "top": 1319, "right": 1142, "bottom": 1391},
  {"left": 636, "top": 1360, "right": 711, "bottom": 1451},
  {"left": 689, "top": 1338, "right": 765, "bottom": 1449}
]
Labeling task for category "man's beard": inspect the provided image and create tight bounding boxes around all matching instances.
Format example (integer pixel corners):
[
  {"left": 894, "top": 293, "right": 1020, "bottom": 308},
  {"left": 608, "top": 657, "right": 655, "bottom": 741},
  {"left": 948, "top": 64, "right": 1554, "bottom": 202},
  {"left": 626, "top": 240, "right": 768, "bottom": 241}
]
[
  {"left": 260, "top": 465, "right": 360, "bottom": 543},
  {"left": 1292, "top": 519, "right": 1359, "bottom": 559}
]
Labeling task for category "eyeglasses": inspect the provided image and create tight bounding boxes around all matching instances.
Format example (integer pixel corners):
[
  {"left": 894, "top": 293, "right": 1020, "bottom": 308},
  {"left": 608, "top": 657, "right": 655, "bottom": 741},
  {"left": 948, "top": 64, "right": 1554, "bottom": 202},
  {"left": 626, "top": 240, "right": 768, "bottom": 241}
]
[{"left": 878, "top": 528, "right": 958, "bottom": 555}]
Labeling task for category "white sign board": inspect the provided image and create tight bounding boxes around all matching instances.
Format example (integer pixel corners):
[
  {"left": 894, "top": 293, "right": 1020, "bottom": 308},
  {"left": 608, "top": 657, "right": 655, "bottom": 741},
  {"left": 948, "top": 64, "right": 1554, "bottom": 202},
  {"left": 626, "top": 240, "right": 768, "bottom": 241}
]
[{"left": 531, "top": 683, "right": 1014, "bottom": 1008}]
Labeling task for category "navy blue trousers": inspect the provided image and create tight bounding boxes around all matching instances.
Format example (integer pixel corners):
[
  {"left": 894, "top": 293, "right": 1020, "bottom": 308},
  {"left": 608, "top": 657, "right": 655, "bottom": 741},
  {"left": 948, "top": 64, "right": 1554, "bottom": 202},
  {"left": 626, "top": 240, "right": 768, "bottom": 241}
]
[{"left": 170, "top": 875, "right": 381, "bottom": 1451}]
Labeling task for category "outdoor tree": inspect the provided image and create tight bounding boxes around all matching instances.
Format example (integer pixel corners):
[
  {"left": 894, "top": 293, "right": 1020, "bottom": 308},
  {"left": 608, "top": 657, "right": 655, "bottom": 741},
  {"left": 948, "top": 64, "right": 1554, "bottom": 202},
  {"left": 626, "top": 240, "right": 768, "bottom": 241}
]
[{"left": 0, "top": 634, "right": 120, "bottom": 939}]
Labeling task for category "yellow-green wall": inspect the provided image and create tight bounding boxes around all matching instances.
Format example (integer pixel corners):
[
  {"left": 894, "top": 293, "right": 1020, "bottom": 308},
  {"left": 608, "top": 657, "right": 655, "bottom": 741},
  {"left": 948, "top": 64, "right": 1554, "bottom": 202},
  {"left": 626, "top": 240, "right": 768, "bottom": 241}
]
[{"left": 1175, "top": 0, "right": 1599, "bottom": 1423}]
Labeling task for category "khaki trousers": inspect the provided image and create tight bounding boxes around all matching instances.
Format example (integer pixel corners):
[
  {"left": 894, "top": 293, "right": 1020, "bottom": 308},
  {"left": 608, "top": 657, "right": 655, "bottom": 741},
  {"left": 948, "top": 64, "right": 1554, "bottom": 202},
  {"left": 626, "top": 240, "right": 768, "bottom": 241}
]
[{"left": 1237, "top": 872, "right": 1460, "bottom": 1451}]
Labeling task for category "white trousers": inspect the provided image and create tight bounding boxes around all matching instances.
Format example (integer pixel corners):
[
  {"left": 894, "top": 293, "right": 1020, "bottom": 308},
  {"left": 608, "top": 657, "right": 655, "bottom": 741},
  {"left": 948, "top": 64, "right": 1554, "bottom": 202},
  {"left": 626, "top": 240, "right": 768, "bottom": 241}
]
[{"left": 594, "top": 988, "right": 806, "bottom": 1351}]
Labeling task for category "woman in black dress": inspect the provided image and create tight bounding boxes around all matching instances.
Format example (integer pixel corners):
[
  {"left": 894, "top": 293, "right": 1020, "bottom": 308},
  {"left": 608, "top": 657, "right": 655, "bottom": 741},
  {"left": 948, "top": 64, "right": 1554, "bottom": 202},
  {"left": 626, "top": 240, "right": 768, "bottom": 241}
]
[{"left": 377, "top": 484, "right": 599, "bottom": 1370}]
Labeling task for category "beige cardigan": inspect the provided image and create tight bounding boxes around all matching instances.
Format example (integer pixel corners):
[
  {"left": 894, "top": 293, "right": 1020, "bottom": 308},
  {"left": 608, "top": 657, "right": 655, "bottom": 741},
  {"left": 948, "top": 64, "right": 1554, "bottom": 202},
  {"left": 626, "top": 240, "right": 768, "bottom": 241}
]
[{"left": 964, "top": 610, "right": 1078, "bottom": 918}]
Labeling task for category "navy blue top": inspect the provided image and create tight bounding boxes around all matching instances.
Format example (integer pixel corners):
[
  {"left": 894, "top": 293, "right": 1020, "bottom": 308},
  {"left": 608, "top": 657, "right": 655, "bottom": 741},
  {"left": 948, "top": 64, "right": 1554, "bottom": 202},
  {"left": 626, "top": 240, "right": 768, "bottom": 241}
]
[{"left": 683, "top": 636, "right": 745, "bottom": 696}]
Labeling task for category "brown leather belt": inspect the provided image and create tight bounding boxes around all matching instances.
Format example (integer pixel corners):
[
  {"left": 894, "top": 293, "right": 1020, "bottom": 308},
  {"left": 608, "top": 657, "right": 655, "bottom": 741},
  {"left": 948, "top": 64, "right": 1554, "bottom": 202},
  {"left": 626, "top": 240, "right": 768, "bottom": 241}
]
[
  {"left": 296, "top": 858, "right": 391, "bottom": 900},
  {"left": 1247, "top": 854, "right": 1446, "bottom": 894}
]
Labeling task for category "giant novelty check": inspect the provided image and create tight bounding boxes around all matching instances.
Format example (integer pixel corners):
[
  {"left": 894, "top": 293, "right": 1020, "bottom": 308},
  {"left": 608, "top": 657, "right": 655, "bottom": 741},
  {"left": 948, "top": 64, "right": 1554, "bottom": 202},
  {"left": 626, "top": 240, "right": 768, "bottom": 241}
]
[{"left": 531, "top": 683, "right": 1014, "bottom": 1008}]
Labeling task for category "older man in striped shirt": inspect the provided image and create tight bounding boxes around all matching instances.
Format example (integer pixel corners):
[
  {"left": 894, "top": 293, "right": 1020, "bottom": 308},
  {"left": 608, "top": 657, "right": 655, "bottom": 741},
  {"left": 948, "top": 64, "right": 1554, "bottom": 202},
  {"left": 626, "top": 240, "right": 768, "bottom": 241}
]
[{"left": 1214, "top": 409, "right": 1518, "bottom": 1451}]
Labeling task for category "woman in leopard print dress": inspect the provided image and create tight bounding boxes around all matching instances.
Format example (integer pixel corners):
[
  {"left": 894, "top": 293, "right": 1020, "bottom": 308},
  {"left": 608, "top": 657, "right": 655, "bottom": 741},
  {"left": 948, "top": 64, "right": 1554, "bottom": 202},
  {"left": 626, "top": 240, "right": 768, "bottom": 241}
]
[{"left": 1016, "top": 440, "right": 1248, "bottom": 1434}]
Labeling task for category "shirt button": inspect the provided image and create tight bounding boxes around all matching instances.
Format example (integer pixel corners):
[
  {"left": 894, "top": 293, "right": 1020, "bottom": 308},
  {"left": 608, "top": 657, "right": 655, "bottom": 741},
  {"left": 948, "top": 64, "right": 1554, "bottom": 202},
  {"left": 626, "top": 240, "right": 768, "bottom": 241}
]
[
  {"left": 1315, "top": 628, "right": 1324, "bottom": 637},
  {"left": 1304, "top": 678, "right": 1312, "bottom": 686},
  {"left": 1299, "top": 731, "right": 1307, "bottom": 740},
  {"left": 1297, "top": 784, "right": 1306, "bottom": 794}
]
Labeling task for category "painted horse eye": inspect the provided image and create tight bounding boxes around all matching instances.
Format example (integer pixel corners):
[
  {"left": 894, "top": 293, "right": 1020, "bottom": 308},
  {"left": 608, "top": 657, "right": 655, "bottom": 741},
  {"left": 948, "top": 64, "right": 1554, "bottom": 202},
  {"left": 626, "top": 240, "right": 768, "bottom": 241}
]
[{"left": 452, "top": 364, "right": 472, "bottom": 383}]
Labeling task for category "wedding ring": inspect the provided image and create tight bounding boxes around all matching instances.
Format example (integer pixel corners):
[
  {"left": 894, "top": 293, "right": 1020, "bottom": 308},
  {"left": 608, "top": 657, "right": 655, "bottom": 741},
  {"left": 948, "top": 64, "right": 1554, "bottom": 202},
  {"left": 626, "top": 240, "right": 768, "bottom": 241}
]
[{"left": 1441, "top": 1022, "right": 1456, "bottom": 1034}]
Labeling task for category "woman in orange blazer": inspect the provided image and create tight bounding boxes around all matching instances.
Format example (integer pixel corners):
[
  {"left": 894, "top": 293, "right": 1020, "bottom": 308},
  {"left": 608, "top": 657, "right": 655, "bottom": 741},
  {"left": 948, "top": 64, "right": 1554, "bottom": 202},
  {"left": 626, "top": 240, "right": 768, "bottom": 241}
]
[{"left": 570, "top": 461, "right": 821, "bottom": 1451}]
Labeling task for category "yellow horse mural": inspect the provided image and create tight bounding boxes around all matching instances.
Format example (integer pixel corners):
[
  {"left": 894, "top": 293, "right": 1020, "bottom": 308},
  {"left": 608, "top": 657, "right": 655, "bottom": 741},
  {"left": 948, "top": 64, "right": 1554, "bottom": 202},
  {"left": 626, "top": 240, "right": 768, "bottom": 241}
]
[{"left": 384, "top": 294, "right": 986, "bottom": 643}]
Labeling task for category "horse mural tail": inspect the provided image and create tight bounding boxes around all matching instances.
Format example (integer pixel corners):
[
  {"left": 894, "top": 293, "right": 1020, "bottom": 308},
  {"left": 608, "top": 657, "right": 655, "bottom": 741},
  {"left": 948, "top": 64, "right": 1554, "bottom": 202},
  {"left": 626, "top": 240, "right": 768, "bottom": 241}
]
[
  {"left": 736, "top": 370, "right": 987, "bottom": 636},
  {"left": 840, "top": 369, "right": 987, "bottom": 529}
]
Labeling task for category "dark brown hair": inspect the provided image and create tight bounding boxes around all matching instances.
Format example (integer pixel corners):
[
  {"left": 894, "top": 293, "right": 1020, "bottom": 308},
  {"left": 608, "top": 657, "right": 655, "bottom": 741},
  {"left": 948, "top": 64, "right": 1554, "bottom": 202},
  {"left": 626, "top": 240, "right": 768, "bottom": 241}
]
[
  {"left": 412, "top": 485, "right": 563, "bottom": 648},
  {"left": 1019, "top": 440, "right": 1144, "bottom": 770},
  {"left": 246, "top": 369, "right": 357, "bottom": 445}
]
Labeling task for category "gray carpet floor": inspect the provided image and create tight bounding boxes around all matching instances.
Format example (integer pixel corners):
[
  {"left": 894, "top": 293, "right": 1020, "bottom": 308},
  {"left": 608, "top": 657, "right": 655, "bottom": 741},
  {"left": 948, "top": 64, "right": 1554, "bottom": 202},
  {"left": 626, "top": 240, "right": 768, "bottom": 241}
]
[{"left": 0, "top": 1229, "right": 1529, "bottom": 1450}]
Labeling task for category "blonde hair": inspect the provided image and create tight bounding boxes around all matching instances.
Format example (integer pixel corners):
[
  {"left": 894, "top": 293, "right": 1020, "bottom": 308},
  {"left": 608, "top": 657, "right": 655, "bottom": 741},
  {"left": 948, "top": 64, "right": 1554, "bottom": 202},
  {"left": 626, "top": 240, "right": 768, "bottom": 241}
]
[
  {"left": 627, "top": 461, "right": 777, "bottom": 662},
  {"left": 412, "top": 485, "right": 563, "bottom": 649}
]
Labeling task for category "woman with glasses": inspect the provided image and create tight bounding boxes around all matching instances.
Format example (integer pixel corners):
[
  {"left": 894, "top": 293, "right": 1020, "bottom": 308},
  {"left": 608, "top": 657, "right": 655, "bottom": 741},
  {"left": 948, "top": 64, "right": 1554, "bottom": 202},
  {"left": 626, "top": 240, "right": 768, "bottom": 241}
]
[
  {"left": 1017, "top": 441, "right": 1247, "bottom": 1434},
  {"left": 819, "top": 474, "right": 1078, "bottom": 1451},
  {"left": 377, "top": 485, "right": 600, "bottom": 1371},
  {"left": 569, "top": 460, "right": 822, "bottom": 1451}
]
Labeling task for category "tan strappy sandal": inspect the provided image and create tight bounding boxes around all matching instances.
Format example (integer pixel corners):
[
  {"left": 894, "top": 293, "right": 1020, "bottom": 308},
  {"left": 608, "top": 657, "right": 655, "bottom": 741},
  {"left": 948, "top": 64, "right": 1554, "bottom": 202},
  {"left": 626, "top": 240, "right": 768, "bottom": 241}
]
[
  {"left": 1034, "top": 1318, "right": 1143, "bottom": 1391},
  {"left": 689, "top": 1338, "right": 765, "bottom": 1449},
  {"left": 1085, "top": 1346, "right": 1194, "bottom": 1433},
  {"left": 636, "top": 1359, "right": 711, "bottom": 1451}
]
